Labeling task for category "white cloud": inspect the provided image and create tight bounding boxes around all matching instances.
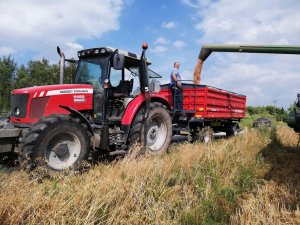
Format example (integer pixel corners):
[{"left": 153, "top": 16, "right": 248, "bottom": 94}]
[
  {"left": 66, "top": 42, "right": 84, "bottom": 50},
  {"left": 180, "top": 0, "right": 199, "bottom": 8},
  {"left": 151, "top": 45, "right": 168, "bottom": 54},
  {"left": 60, "top": 42, "right": 84, "bottom": 59},
  {"left": 152, "top": 38, "right": 186, "bottom": 56},
  {"left": 154, "top": 37, "right": 169, "bottom": 45},
  {"left": 180, "top": 0, "right": 212, "bottom": 8},
  {"left": 180, "top": 69, "right": 193, "bottom": 81},
  {"left": 194, "top": 0, "right": 300, "bottom": 44},
  {"left": 173, "top": 40, "right": 186, "bottom": 48},
  {"left": 162, "top": 21, "right": 176, "bottom": 29},
  {"left": 0, "top": 47, "right": 16, "bottom": 56},
  {"left": 182, "top": 0, "right": 300, "bottom": 108},
  {"left": 0, "top": 0, "right": 125, "bottom": 59}
]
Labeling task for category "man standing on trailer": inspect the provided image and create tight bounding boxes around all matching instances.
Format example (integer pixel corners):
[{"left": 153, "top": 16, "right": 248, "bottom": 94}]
[{"left": 170, "top": 61, "right": 183, "bottom": 110}]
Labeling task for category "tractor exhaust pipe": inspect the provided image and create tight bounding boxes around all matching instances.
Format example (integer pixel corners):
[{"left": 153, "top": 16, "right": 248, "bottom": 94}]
[{"left": 57, "top": 46, "right": 65, "bottom": 84}]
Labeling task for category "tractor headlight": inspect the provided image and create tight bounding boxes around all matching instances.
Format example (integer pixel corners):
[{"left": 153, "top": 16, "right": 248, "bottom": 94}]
[{"left": 14, "top": 107, "right": 20, "bottom": 116}]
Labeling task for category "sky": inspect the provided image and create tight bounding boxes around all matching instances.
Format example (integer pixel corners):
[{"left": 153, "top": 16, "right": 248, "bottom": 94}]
[{"left": 0, "top": 0, "right": 300, "bottom": 108}]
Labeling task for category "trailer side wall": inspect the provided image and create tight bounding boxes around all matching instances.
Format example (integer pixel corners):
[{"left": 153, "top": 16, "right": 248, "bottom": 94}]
[{"left": 160, "top": 83, "right": 246, "bottom": 119}]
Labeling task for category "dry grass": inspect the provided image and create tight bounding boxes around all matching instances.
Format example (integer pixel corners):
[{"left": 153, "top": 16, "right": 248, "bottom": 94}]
[
  {"left": 0, "top": 125, "right": 299, "bottom": 224},
  {"left": 231, "top": 181, "right": 300, "bottom": 225},
  {"left": 231, "top": 125, "right": 300, "bottom": 225}
]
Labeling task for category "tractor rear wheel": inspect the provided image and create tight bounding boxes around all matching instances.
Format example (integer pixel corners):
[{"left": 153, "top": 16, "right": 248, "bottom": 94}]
[
  {"left": 129, "top": 103, "right": 172, "bottom": 155},
  {"left": 20, "top": 115, "right": 90, "bottom": 171}
]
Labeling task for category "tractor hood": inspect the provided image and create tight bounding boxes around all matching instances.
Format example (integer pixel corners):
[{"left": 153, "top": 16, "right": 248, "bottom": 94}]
[
  {"left": 10, "top": 84, "right": 94, "bottom": 125},
  {"left": 12, "top": 84, "right": 94, "bottom": 97}
]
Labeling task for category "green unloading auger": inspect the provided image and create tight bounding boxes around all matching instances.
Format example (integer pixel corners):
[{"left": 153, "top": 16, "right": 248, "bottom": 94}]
[{"left": 193, "top": 44, "right": 300, "bottom": 84}]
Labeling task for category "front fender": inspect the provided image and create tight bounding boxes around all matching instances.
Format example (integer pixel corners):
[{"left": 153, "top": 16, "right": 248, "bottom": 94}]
[{"left": 59, "top": 105, "right": 94, "bottom": 135}]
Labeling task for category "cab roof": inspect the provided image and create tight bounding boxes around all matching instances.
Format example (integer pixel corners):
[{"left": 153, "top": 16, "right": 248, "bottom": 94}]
[{"left": 77, "top": 47, "right": 152, "bottom": 64}]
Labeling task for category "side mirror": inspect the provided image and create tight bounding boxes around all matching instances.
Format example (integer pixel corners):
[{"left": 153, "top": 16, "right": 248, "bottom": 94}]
[
  {"left": 57, "top": 46, "right": 61, "bottom": 56},
  {"left": 113, "top": 54, "right": 125, "bottom": 70}
]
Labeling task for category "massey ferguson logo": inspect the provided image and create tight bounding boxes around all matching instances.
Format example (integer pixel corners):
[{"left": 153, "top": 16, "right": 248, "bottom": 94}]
[
  {"left": 60, "top": 89, "right": 89, "bottom": 94},
  {"left": 74, "top": 90, "right": 89, "bottom": 93},
  {"left": 60, "top": 90, "right": 73, "bottom": 94},
  {"left": 46, "top": 88, "right": 93, "bottom": 96}
]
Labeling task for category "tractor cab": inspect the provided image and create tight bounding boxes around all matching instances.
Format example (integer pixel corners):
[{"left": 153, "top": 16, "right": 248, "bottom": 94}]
[{"left": 74, "top": 46, "right": 161, "bottom": 123}]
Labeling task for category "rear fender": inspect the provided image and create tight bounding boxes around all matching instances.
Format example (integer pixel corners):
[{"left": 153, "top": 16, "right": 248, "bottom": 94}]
[
  {"left": 121, "top": 95, "right": 146, "bottom": 126},
  {"left": 121, "top": 95, "right": 170, "bottom": 125},
  {"left": 121, "top": 95, "right": 170, "bottom": 143}
]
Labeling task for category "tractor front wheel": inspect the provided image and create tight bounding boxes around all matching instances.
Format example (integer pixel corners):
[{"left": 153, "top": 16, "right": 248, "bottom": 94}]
[{"left": 20, "top": 115, "right": 90, "bottom": 171}]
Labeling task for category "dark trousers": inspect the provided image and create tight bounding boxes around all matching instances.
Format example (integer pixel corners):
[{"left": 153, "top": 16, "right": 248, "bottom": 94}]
[{"left": 171, "top": 86, "right": 183, "bottom": 110}]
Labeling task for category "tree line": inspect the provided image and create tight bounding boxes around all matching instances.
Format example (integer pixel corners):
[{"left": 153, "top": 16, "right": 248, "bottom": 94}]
[
  {"left": 0, "top": 56, "right": 75, "bottom": 112},
  {"left": 246, "top": 105, "right": 289, "bottom": 122}
]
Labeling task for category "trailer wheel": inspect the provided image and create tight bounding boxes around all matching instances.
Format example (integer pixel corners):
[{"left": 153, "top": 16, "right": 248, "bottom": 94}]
[
  {"left": 129, "top": 103, "right": 172, "bottom": 155},
  {"left": 20, "top": 115, "right": 90, "bottom": 171},
  {"left": 191, "top": 126, "right": 214, "bottom": 143},
  {"left": 226, "top": 123, "right": 239, "bottom": 137}
]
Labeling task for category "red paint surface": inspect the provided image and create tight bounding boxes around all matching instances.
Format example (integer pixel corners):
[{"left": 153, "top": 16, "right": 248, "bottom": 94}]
[
  {"left": 10, "top": 84, "right": 93, "bottom": 124},
  {"left": 159, "top": 84, "right": 246, "bottom": 119}
]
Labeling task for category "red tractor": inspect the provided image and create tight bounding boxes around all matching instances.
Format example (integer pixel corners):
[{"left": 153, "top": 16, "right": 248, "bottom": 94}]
[{"left": 0, "top": 44, "right": 246, "bottom": 170}]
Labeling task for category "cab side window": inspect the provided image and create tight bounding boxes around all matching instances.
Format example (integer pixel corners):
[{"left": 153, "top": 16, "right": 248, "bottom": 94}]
[{"left": 110, "top": 68, "right": 122, "bottom": 87}]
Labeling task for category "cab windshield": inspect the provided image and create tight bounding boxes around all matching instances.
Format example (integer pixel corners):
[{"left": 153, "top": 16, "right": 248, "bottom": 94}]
[{"left": 74, "top": 57, "right": 110, "bottom": 91}]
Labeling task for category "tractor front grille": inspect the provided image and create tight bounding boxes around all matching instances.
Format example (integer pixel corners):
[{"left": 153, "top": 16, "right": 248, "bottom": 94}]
[{"left": 10, "top": 94, "right": 29, "bottom": 118}]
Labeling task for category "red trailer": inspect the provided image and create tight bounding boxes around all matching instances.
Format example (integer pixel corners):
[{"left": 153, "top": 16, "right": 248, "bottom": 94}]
[{"left": 160, "top": 83, "right": 246, "bottom": 137}]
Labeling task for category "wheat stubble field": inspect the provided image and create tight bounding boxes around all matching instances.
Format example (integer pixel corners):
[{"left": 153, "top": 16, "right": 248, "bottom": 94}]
[{"left": 0, "top": 125, "right": 299, "bottom": 224}]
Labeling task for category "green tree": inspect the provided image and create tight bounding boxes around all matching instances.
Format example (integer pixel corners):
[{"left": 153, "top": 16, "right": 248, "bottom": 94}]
[
  {"left": 23, "top": 59, "right": 76, "bottom": 86},
  {"left": 15, "top": 65, "right": 30, "bottom": 89},
  {"left": 246, "top": 105, "right": 288, "bottom": 122},
  {"left": 26, "top": 58, "right": 58, "bottom": 86},
  {"left": 265, "top": 105, "right": 278, "bottom": 115},
  {"left": 0, "top": 56, "right": 17, "bottom": 111},
  {"left": 0, "top": 56, "right": 78, "bottom": 113},
  {"left": 246, "top": 106, "right": 265, "bottom": 115},
  {"left": 64, "top": 61, "right": 77, "bottom": 84}
]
